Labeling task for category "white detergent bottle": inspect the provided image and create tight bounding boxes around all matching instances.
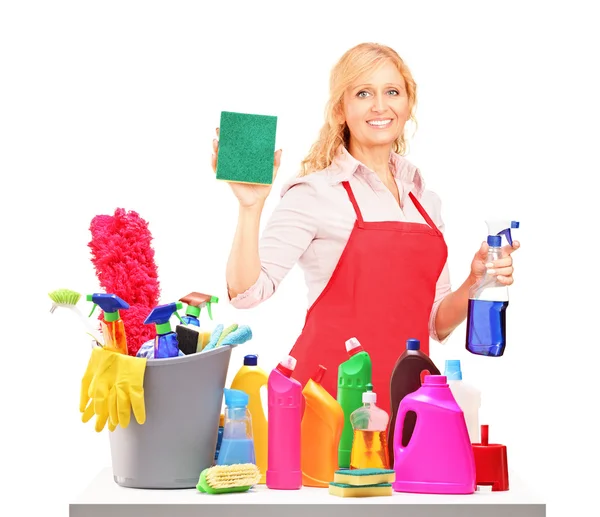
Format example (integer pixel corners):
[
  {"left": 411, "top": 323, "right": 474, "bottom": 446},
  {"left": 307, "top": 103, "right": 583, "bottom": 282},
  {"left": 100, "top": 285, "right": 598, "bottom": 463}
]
[{"left": 444, "top": 360, "right": 481, "bottom": 443}]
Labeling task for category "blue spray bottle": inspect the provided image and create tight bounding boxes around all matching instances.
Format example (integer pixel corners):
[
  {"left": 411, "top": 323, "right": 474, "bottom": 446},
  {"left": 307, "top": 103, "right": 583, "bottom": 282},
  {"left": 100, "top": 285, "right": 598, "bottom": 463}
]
[
  {"left": 144, "top": 302, "right": 184, "bottom": 358},
  {"left": 466, "top": 220, "right": 520, "bottom": 357},
  {"left": 87, "top": 293, "right": 130, "bottom": 355}
]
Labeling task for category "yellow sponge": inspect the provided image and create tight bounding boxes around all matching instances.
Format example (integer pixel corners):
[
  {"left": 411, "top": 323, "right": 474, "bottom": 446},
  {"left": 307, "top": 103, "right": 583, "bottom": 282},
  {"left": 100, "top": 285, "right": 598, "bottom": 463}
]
[
  {"left": 328, "top": 482, "right": 393, "bottom": 497},
  {"left": 333, "top": 468, "right": 395, "bottom": 486}
]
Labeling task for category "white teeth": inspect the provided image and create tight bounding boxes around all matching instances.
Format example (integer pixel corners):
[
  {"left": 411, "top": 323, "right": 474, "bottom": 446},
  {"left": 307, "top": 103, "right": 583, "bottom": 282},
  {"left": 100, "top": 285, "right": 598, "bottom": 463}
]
[{"left": 368, "top": 119, "right": 392, "bottom": 126}]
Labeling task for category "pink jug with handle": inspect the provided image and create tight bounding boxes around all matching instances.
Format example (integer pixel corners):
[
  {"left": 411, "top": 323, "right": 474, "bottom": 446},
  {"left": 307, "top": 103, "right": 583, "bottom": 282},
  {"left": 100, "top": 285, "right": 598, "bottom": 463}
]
[
  {"left": 266, "top": 355, "right": 303, "bottom": 490},
  {"left": 393, "top": 375, "right": 476, "bottom": 494}
]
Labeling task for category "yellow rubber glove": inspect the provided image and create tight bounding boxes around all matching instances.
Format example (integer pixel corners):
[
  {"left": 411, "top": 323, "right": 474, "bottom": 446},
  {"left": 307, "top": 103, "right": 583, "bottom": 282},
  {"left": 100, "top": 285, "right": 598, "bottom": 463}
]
[
  {"left": 81, "top": 347, "right": 119, "bottom": 432},
  {"left": 106, "top": 353, "right": 147, "bottom": 429}
]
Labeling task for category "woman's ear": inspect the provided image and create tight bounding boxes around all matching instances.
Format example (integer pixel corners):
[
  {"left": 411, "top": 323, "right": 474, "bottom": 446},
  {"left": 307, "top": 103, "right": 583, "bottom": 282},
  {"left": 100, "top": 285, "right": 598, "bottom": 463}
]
[{"left": 333, "top": 103, "right": 345, "bottom": 125}]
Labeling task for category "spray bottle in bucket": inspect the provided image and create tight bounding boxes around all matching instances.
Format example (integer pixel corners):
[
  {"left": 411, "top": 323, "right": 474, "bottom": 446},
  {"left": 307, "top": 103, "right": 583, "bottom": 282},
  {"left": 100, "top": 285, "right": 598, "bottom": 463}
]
[
  {"left": 179, "top": 292, "right": 219, "bottom": 327},
  {"left": 87, "top": 293, "right": 130, "bottom": 355},
  {"left": 466, "top": 220, "right": 519, "bottom": 357},
  {"left": 144, "top": 302, "right": 183, "bottom": 358}
]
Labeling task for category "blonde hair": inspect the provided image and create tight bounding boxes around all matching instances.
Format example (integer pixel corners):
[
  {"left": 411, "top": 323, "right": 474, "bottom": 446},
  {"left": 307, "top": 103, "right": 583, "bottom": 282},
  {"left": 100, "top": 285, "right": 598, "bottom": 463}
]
[{"left": 299, "top": 43, "right": 418, "bottom": 176}]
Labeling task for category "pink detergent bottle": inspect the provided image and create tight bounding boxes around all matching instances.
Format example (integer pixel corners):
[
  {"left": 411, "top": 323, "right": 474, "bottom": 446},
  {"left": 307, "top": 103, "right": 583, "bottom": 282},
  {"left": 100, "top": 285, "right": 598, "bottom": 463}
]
[
  {"left": 393, "top": 375, "right": 476, "bottom": 494},
  {"left": 266, "top": 355, "right": 302, "bottom": 490}
]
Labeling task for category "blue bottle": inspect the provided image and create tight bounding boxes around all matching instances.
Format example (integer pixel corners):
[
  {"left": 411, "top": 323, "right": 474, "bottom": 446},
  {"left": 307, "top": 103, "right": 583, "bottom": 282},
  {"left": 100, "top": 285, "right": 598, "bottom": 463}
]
[
  {"left": 466, "top": 220, "right": 519, "bottom": 357},
  {"left": 214, "top": 414, "right": 225, "bottom": 462},
  {"left": 143, "top": 302, "right": 184, "bottom": 358},
  {"left": 217, "top": 388, "right": 256, "bottom": 466}
]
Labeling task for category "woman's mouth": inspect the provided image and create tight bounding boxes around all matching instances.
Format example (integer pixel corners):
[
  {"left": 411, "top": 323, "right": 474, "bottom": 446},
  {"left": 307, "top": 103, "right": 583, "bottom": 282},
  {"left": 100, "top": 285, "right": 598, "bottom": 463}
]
[{"left": 367, "top": 119, "right": 393, "bottom": 129}]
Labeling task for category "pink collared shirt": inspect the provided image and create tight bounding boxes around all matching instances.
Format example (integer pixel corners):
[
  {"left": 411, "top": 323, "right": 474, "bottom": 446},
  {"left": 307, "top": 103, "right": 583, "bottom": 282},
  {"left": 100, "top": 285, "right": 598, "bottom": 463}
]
[{"left": 229, "top": 146, "right": 452, "bottom": 343}]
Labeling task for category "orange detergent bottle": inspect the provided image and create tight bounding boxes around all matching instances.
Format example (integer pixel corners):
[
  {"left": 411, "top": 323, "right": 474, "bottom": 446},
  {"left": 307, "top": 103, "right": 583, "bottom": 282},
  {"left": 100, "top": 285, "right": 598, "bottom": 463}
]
[
  {"left": 301, "top": 365, "right": 344, "bottom": 487},
  {"left": 230, "top": 354, "right": 269, "bottom": 483}
]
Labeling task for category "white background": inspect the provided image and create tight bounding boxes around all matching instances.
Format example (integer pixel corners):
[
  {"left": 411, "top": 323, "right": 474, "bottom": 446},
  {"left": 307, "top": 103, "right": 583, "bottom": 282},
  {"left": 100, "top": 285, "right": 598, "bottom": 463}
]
[{"left": 1, "top": 1, "right": 598, "bottom": 516}]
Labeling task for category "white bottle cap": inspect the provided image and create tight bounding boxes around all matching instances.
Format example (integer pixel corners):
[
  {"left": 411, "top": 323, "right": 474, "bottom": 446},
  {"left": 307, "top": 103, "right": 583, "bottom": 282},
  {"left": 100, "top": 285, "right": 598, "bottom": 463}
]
[
  {"left": 363, "top": 388, "right": 376, "bottom": 404},
  {"left": 345, "top": 337, "right": 363, "bottom": 353},
  {"left": 363, "top": 391, "right": 376, "bottom": 404}
]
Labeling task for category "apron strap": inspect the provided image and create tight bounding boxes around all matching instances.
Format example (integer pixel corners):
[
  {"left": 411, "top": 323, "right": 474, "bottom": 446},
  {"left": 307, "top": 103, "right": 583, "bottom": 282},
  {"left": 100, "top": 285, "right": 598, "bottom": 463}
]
[
  {"left": 408, "top": 192, "right": 442, "bottom": 235},
  {"left": 341, "top": 181, "right": 364, "bottom": 228}
]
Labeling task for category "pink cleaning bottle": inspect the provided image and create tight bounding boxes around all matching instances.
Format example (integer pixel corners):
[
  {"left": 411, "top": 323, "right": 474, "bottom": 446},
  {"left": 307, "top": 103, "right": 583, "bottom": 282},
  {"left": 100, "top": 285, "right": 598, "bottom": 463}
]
[
  {"left": 393, "top": 375, "right": 476, "bottom": 494},
  {"left": 266, "top": 355, "right": 302, "bottom": 490}
]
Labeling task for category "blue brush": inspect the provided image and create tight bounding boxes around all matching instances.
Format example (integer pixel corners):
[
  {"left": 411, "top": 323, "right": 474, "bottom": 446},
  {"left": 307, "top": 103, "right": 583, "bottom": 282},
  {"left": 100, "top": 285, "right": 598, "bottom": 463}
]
[{"left": 217, "top": 325, "right": 252, "bottom": 347}]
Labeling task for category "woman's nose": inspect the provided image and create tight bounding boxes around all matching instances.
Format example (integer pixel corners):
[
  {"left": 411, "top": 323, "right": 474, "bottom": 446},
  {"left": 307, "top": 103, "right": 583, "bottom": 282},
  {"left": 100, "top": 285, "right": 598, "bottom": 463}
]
[{"left": 371, "top": 93, "right": 387, "bottom": 112}]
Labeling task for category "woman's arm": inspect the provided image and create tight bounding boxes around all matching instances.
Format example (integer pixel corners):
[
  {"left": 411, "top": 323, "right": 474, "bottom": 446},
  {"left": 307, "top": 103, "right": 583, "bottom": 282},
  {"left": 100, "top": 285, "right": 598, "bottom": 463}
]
[
  {"left": 226, "top": 202, "right": 266, "bottom": 298},
  {"left": 434, "top": 272, "right": 477, "bottom": 342},
  {"left": 226, "top": 182, "right": 320, "bottom": 308},
  {"left": 434, "top": 239, "right": 520, "bottom": 341}
]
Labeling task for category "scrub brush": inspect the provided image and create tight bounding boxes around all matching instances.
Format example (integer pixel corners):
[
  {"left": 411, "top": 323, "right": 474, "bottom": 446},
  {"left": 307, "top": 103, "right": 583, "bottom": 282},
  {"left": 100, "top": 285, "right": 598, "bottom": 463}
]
[
  {"left": 48, "top": 288, "right": 103, "bottom": 346},
  {"left": 197, "top": 463, "right": 261, "bottom": 494}
]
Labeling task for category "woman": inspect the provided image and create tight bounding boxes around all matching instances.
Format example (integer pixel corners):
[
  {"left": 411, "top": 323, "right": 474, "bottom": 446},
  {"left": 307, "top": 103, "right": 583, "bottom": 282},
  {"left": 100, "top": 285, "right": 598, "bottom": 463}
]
[{"left": 211, "top": 42, "right": 519, "bottom": 414}]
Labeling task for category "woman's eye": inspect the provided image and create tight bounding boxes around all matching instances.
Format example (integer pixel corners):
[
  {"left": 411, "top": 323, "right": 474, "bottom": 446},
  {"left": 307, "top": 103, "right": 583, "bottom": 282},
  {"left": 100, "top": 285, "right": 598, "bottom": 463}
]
[
  {"left": 387, "top": 89, "right": 399, "bottom": 96},
  {"left": 357, "top": 90, "right": 370, "bottom": 98}
]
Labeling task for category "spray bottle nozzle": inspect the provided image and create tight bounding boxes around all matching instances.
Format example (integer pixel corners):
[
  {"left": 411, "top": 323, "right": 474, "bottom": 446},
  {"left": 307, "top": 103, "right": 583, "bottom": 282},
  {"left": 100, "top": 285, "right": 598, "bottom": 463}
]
[
  {"left": 485, "top": 220, "right": 520, "bottom": 246},
  {"left": 178, "top": 292, "right": 219, "bottom": 321},
  {"left": 86, "top": 293, "right": 129, "bottom": 322},
  {"left": 144, "top": 301, "right": 184, "bottom": 335}
]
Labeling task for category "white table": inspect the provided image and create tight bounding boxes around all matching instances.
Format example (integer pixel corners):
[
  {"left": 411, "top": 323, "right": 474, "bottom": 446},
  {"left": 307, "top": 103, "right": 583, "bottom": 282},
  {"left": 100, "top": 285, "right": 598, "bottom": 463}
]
[{"left": 70, "top": 468, "right": 546, "bottom": 517}]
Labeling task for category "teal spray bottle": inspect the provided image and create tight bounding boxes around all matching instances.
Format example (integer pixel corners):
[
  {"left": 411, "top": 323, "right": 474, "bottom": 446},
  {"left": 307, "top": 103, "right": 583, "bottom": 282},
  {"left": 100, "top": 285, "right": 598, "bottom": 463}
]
[
  {"left": 144, "top": 302, "right": 184, "bottom": 358},
  {"left": 466, "top": 220, "right": 519, "bottom": 357},
  {"left": 87, "top": 293, "right": 130, "bottom": 355}
]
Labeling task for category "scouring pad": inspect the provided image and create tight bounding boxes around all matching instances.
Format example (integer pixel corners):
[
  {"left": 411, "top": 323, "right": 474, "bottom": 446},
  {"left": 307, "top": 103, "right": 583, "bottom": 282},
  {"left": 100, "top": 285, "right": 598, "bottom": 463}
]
[{"left": 216, "top": 111, "right": 277, "bottom": 185}]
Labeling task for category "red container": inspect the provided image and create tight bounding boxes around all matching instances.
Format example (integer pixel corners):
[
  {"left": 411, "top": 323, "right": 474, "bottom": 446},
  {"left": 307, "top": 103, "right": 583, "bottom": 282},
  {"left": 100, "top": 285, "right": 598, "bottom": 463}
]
[{"left": 472, "top": 424, "right": 509, "bottom": 491}]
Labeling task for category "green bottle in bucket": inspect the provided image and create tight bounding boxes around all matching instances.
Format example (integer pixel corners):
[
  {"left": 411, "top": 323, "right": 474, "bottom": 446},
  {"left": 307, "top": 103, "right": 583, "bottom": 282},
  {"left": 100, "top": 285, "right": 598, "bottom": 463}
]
[{"left": 337, "top": 337, "right": 372, "bottom": 468}]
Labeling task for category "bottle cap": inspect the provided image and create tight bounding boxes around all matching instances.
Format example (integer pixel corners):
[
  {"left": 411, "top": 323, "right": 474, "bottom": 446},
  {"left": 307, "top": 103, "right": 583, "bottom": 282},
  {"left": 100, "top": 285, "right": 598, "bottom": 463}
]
[
  {"left": 276, "top": 355, "right": 297, "bottom": 377},
  {"left": 444, "top": 359, "right": 463, "bottom": 380},
  {"left": 244, "top": 354, "right": 258, "bottom": 366},
  {"left": 345, "top": 337, "right": 364, "bottom": 355},
  {"left": 406, "top": 338, "right": 420, "bottom": 351},
  {"left": 223, "top": 388, "right": 249, "bottom": 408},
  {"left": 311, "top": 364, "right": 327, "bottom": 384},
  {"left": 423, "top": 375, "right": 448, "bottom": 386},
  {"left": 487, "top": 235, "right": 502, "bottom": 247},
  {"left": 362, "top": 383, "right": 376, "bottom": 404}
]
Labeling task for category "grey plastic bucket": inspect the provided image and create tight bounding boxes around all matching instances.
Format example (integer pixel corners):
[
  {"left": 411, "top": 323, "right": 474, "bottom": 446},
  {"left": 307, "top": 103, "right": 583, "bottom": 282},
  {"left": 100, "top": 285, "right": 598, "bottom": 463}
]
[{"left": 108, "top": 345, "right": 232, "bottom": 488}]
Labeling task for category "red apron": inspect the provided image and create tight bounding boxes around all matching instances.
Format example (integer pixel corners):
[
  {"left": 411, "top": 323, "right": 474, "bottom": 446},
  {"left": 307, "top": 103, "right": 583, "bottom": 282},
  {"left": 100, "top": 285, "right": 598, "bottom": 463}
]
[{"left": 288, "top": 180, "right": 448, "bottom": 415}]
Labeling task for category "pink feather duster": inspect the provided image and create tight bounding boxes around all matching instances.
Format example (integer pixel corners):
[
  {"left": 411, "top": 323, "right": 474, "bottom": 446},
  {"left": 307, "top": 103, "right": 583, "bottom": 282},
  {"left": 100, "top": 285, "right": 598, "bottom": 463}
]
[{"left": 88, "top": 208, "right": 161, "bottom": 356}]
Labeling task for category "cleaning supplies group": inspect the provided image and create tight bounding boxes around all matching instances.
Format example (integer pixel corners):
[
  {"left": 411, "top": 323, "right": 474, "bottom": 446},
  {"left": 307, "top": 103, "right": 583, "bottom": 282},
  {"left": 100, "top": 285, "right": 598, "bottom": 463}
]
[
  {"left": 49, "top": 288, "right": 252, "bottom": 433},
  {"left": 211, "top": 334, "right": 505, "bottom": 497}
]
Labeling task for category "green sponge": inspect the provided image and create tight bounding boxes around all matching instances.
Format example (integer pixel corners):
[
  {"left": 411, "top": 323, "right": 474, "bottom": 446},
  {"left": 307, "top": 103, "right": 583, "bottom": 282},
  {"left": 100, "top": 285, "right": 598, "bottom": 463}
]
[
  {"left": 216, "top": 111, "right": 277, "bottom": 185},
  {"left": 333, "top": 468, "right": 395, "bottom": 486}
]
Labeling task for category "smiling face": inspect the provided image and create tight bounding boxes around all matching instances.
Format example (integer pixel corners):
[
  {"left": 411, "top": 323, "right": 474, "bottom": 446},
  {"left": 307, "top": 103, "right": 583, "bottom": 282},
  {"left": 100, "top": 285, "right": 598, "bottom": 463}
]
[{"left": 340, "top": 60, "right": 410, "bottom": 153}]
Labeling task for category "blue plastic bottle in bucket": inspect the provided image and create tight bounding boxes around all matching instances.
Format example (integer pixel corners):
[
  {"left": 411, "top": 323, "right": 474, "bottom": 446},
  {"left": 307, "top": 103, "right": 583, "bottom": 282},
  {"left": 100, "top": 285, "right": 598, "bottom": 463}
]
[
  {"left": 217, "top": 388, "right": 256, "bottom": 466},
  {"left": 144, "top": 302, "right": 184, "bottom": 359}
]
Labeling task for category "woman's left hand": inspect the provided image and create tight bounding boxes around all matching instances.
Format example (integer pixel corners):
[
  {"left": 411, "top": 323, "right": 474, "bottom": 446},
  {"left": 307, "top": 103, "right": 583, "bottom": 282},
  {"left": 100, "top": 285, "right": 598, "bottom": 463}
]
[{"left": 470, "top": 240, "right": 520, "bottom": 285}]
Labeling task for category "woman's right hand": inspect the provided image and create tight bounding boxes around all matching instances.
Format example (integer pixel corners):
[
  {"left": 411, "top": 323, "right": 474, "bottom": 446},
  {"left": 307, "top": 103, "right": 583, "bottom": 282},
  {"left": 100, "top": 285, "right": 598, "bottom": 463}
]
[{"left": 211, "top": 128, "right": 282, "bottom": 209}]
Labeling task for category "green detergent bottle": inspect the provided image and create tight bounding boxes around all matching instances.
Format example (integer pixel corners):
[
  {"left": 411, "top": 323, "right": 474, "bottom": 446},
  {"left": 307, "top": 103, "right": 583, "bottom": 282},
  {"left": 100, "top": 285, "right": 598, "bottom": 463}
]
[{"left": 337, "top": 337, "right": 372, "bottom": 468}]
